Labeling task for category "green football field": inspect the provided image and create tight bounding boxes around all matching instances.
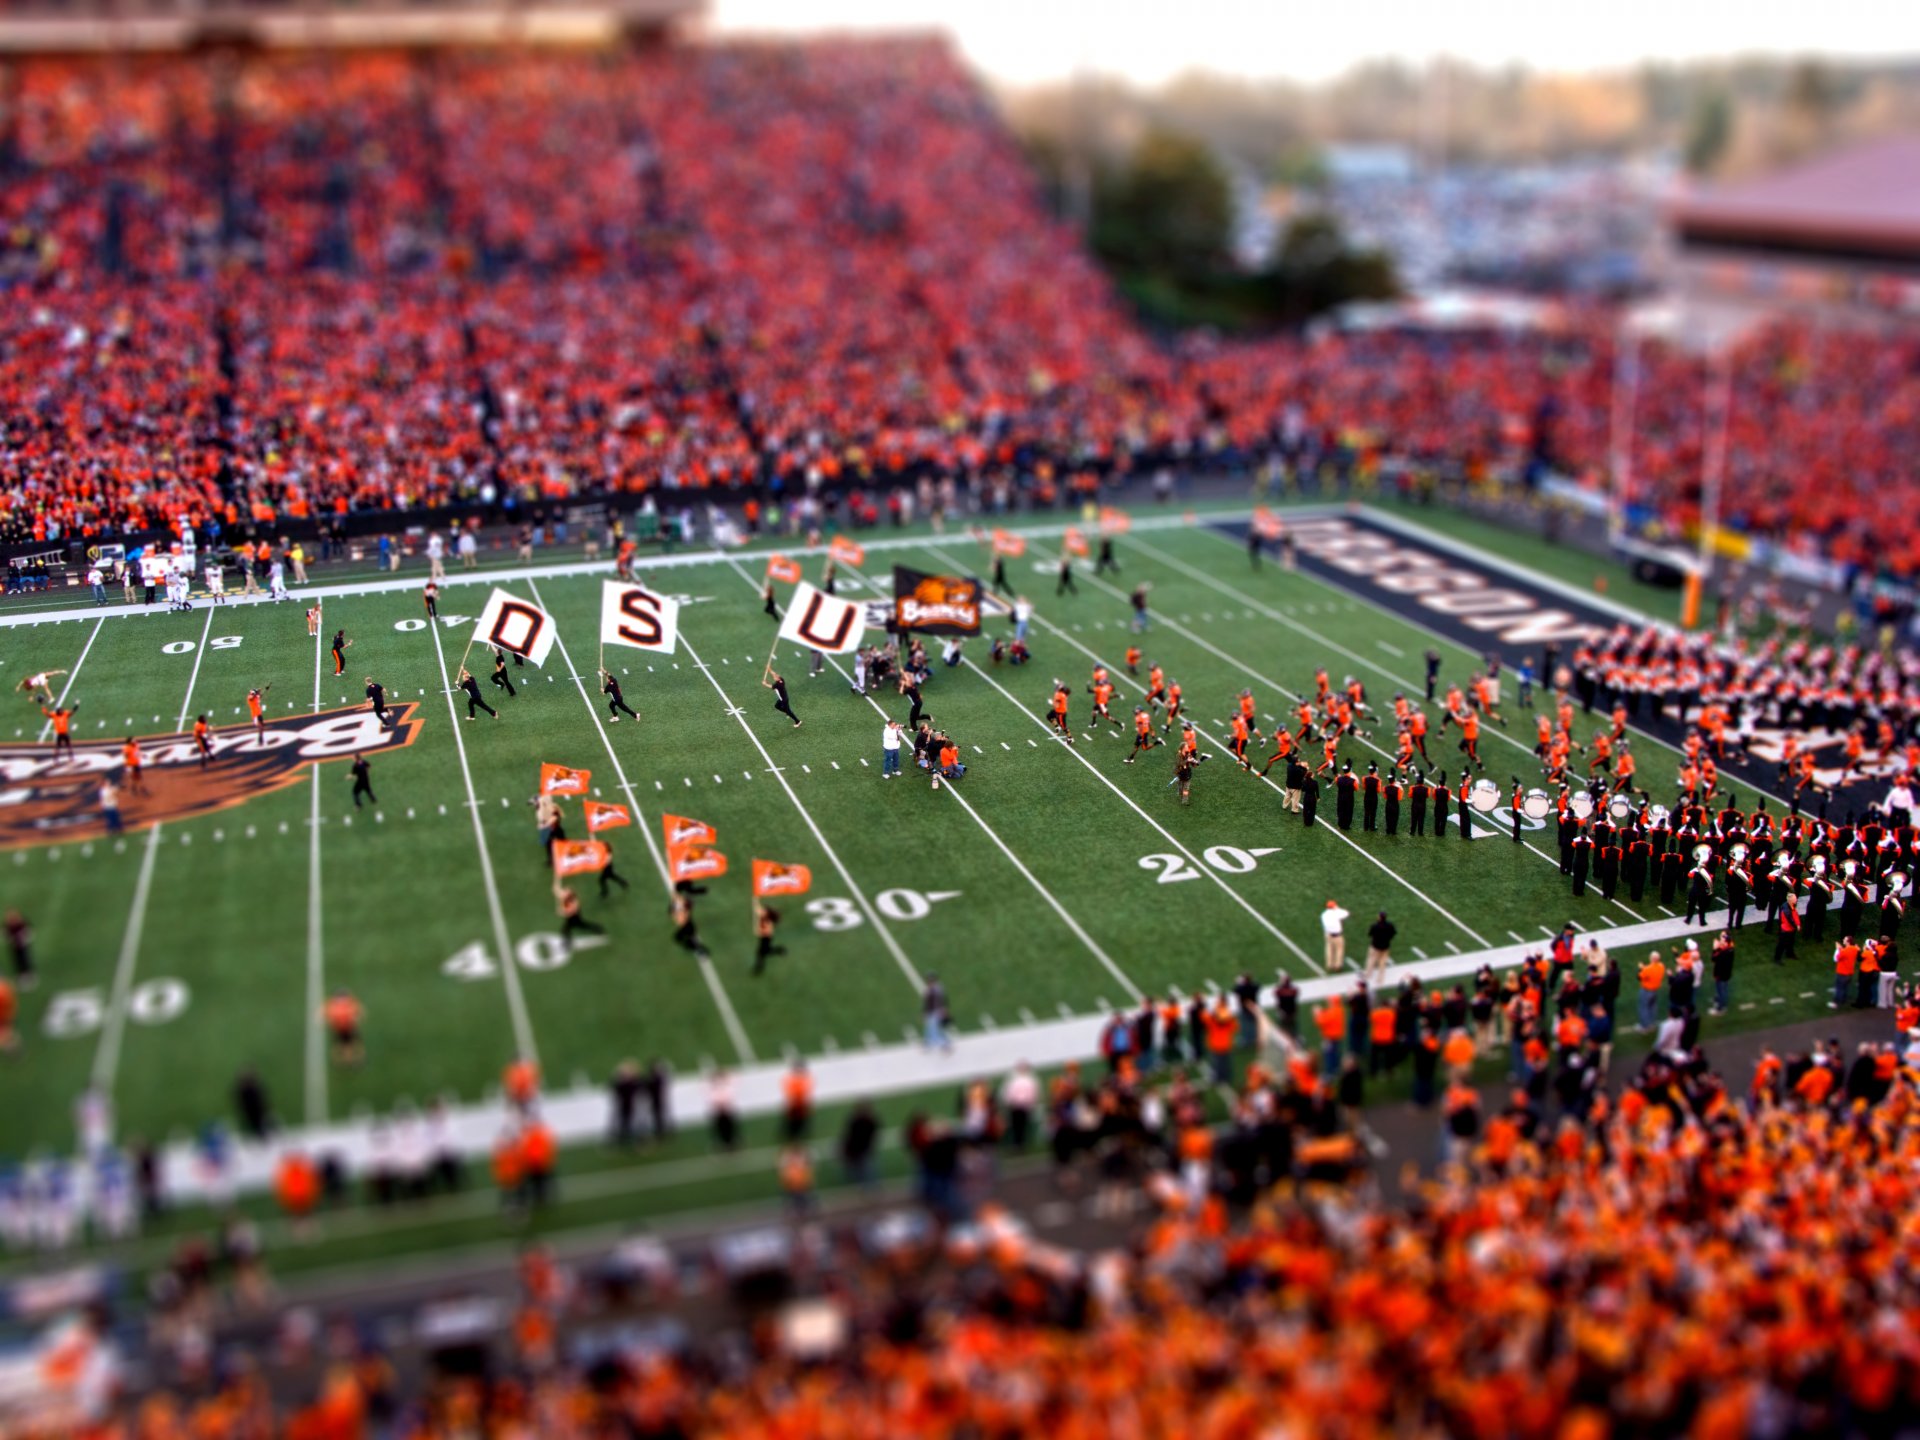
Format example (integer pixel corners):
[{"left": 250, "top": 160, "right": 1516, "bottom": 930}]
[{"left": 0, "top": 502, "right": 1826, "bottom": 1157}]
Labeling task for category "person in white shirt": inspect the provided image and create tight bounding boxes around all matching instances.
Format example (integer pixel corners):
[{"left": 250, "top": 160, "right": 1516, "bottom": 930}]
[
  {"left": 458, "top": 529, "right": 478, "bottom": 568},
  {"left": 268, "top": 558, "right": 288, "bottom": 602},
  {"left": 881, "top": 719, "right": 904, "bottom": 778},
  {"left": 86, "top": 566, "right": 105, "bottom": 606},
  {"left": 206, "top": 561, "right": 225, "bottom": 602},
  {"left": 1320, "top": 899, "right": 1351, "bottom": 970},
  {"left": 426, "top": 530, "right": 447, "bottom": 581},
  {"left": 1887, "top": 779, "right": 1915, "bottom": 829},
  {"left": 999, "top": 1062, "right": 1039, "bottom": 1150}
]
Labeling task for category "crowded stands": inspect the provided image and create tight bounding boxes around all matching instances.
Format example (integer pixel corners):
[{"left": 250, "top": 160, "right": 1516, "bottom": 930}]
[
  {"left": 27, "top": 977, "right": 1920, "bottom": 1438},
  {"left": 6, "top": 42, "right": 1919, "bottom": 567}
]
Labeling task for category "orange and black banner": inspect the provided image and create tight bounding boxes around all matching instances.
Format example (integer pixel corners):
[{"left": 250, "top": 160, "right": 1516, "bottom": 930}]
[{"left": 891, "top": 566, "right": 983, "bottom": 637}]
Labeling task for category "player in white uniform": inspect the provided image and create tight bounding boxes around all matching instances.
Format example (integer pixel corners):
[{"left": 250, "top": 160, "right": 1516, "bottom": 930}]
[
  {"left": 206, "top": 560, "right": 226, "bottom": 602},
  {"left": 268, "top": 557, "right": 289, "bottom": 602}
]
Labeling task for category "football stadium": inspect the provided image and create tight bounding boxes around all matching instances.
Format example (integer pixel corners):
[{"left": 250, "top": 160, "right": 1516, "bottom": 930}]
[{"left": 3, "top": 2, "right": 1920, "bottom": 1434}]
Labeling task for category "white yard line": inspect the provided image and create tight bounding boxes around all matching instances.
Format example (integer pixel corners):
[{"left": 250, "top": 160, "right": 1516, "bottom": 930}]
[
  {"left": 34, "top": 615, "right": 104, "bottom": 741},
  {"left": 526, "top": 580, "right": 756, "bottom": 1066},
  {"left": 956, "top": 650, "right": 1321, "bottom": 970},
  {"left": 305, "top": 626, "right": 328, "bottom": 1126},
  {"left": 678, "top": 630, "right": 925, "bottom": 995},
  {"left": 91, "top": 605, "right": 214, "bottom": 1101},
  {"left": 427, "top": 615, "right": 539, "bottom": 1065},
  {"left": 733, "top": 553, "right": 1146, "bottom": 1004},
  {"left": 1134, "top": 532, "right": 1651, "bottom": 925},
  {"left": 934, "top": 541, "right": 1493, "bottom": 951}
]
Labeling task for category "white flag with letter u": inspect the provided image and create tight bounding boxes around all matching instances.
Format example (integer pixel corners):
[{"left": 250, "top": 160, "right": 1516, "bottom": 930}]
[
  {"left": 472, "top": 588, "right": 558, "bottom": 667},
  {"left": 600, "top": 582, "right": 680, "bottom": 654},
  {"left": 776, "top": 582, "right": 866, "bottom": 654}
]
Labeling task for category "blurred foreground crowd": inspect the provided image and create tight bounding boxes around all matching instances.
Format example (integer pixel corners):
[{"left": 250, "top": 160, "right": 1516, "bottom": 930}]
[{"left": 4, "top": 42, "right": 1919, "bottom": 576}]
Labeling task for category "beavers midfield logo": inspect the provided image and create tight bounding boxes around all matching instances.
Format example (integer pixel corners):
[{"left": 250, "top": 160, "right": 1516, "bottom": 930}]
[{"left": 0, "top": 705, "right": 425, "bottom": 850}]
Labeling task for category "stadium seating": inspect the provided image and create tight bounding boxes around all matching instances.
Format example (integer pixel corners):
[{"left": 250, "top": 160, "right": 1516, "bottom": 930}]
[
  {"left": 40, "top": 1029, "right": 1920, "bottom": 1438},
  {"left": 3, "top": 43, "right": 1919, "bottom": 568}
]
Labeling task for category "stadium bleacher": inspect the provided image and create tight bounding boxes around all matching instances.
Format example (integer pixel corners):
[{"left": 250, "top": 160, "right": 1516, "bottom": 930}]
[{"left": 3, "top": 42, "right": 1919, "bottom": 570}]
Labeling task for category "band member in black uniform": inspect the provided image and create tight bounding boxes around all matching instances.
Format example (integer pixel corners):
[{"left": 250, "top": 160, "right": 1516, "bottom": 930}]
[
  {"left": 1408, "top": 774, "right": 1428, "bottom": 836},
  {"left": 1383, "top": 774, "right": 1402, "bottom": 836},
  {"left": 1457, "top": 775, "right": 1473, "bottom": 842},
  {"left": 1361, "top": 763, "right": 1381, "bottom": 832},
  {"left": 1300, "top": 770, "right": 1320, "bottom": 829},
  {"left": 1659, "top": 845, "right": 1685, "bottom": 908},
  {"left": 1625, "top": 832, "right": 1652, "bottom": 903},
  {"left": 1432, "top": 771, "right": 1450, "bottom": 839},
  {"left": 1597, "top": 837, "right": 1623, "bottom": 901},
  {"left": 1334, "top": 763, "right": 1357, "bottom": 831},
  {"left": 1685, "top": 856, "right": 1715, "bottom": 925},
  {"left": 1510, "top": 781, "right": 1524, "bottom": 844},
  {"left": 1569, "top": 826, "right": 1593, "bottom": 897}
]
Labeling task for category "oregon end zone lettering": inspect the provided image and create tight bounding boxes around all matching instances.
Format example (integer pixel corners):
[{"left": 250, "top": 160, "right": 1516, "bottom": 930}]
[{"left": 1280, "top": 517, "right": 1609, "bottom": 649}]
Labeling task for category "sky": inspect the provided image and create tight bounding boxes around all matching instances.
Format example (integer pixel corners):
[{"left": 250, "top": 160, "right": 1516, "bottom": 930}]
[{"left": 711, "top": 1, "right": 1920, "bottom": 87}]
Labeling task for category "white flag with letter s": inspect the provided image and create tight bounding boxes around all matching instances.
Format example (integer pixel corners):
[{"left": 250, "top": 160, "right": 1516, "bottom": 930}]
[
  {"left": 471, "top": 588, "right": 558, "bottom": 668},
  {"left": 776, "top": 582, "right": 866, "bottom": 655},
  {"left": 600, "top": 582, "right": 680, "bottom": 654}
]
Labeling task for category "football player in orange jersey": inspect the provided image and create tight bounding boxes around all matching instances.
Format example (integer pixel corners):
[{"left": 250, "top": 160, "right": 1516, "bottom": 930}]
[
  {"left": 1125, "top": 707, "right": 1163, "bottom": 764},
  {"left": 1086, "top": 674, "right": 1121, "bottom": 730},
  {"left": 192, "top": 714, "right": 213, "bottom": 769},
  {"left": 1161, "top": 681, "right": 1185, "bottom": 734}
]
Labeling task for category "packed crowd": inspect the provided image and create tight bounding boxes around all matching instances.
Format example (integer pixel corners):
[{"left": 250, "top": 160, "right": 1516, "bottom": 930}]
[
  {"left": 33, "top": 954, "right": 1920, "bottom": 1438},
  {"left": 4, "top": 43, "right": 1919, "bottom": 571}
]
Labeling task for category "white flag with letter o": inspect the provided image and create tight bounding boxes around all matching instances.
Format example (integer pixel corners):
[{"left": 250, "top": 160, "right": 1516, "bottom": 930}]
[
  {"left": 600, "top": 582, "right": 680, "bottom": 655},
  {"left": 472, "top": 588, "right": 558, "bottom": 668},
  {"left": 776, "top": 582, "right": 866, "bottom": 655}
]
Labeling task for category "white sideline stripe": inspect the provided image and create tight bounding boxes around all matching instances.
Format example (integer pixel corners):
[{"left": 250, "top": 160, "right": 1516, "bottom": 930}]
[
  {"left": 527, "top": 580, "right": 756, "bottom": 1066},
  {"left": 35, "top": 615, "right": 104, "bottom": 741},
  {"left": 741, "top": 551, "right": 1145, "bottom": 1004},
  {"left": 127, "top": 903, "right": 1744, "bottom": 1206},
  {"left": 92, "top": 605, "right": 213, "bottom": 1100},
  {"left": 955, "top": 645, "right": 1316, "bottom": 968},
  {"left": 947, "top": 539, "right": 1485, "bottom": 953},
  {"left": 681, "top": 628, "right": 924, "bottom": 994},
  {"left": 0, "top": 513, "right": 1212, "bottom": 633},
  {"left": 305, "top": 627, "right": 328, "bottom": 1127},
  {"left": 428, "top": 616, "right": 539, "bottom": 1064},
  {"left": 1136, "top": 532, "right": 1647, "bottom": 924}
]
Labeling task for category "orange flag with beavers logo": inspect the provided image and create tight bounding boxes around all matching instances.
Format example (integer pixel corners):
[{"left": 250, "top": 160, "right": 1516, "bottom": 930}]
[
  {"left": 661, "top": 813, "right": 716, "bottom": 850},
  {"left": 766, "top": 555, "right": 802, "bottom": 583},
  {"left": 552, "top": 839, "right": 610, "bottom": 876},
  {"left": 991, "top": 529, "right": 1026, "bottom": 558},
  {"left": 669, "top": 845, "right": 727, "bottom": 883},
  {"left": 828, "top": 535, "right": 866, "bottom": 566},
  {"left": 1062, "top": 527, "right": 1089, "bottom": 557},
  {"left": 539, "top": 763, "right": 591, "bottom": 797},
  {"left": 584, "top": 801, "right": 631, "bottom": 834},
  {"left": 752, "top": 860, "right": 813, "bottom": 897}
]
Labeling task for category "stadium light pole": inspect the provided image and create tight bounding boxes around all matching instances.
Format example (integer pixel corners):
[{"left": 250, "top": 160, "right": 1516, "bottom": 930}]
[
  {"left": 1607, "top": 322, "right": 1640, "bottom": 550},
  {"left": 1696, "top": 348, "right": 1734, "bottom": 586}
]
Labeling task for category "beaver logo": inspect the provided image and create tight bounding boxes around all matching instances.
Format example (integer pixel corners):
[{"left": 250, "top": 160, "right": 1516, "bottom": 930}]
[
  {"left": 0, "top": 704, "right": 425, "bottom": 850},
  {"left": 892, "top": 566, "right": 983, "bottom": 636}
]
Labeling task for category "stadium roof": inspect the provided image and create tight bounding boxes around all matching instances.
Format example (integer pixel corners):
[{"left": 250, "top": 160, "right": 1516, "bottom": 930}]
[{"left": 1671, "top": 137, "right": 1920, "bottom": 261}]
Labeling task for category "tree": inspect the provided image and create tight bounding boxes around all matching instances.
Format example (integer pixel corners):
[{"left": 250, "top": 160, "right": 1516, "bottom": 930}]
[
  {"left": 1089, "top": 129, "right": 1233, "bottom": 282},
  {"left": 1264, "top": 212, "right": 1398, "bottom": 324},
  {"left": 1684, "top": 88, "right": 1732, "bottom": 175}
]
